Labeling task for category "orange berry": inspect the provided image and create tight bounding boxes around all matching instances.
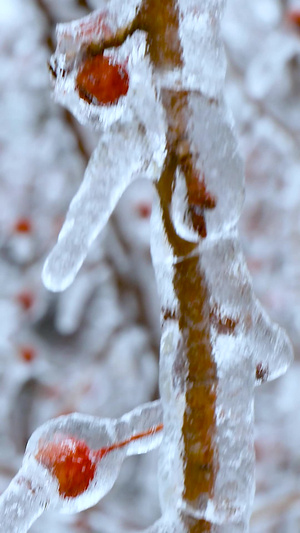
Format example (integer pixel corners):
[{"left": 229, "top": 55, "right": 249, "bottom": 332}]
[
  {"left": 288, "top": 10, "right": 300, "bottom": 27},
  {"left": 36, "top": 436, "right": 96, "bottom": 498},
  {"left": 76, "top": 54, "right": 129, "bottom": 106},
  {"left": 16, "top": 291, "right": 34, "bottom": 311},
  {"left": 14, "top": 217, "right": 32, "bottom": 233},
  {"left": 19, "top": 346, "right": 36, "bottom": 363}
]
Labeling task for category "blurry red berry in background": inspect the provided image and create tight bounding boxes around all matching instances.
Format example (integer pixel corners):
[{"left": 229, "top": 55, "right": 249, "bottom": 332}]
[
  {"left": 15, "top": 291, "right": 34, "bottom": 311},
  {"left": 19, "top": 346, "right": 36, "bottom": 363},
  {"left": 13, "top": 217, "right": 32, "bottom": 234},
  {"left": 287, "top": 10, "right": 300, "bottom": 28},
  {"left": 76, "top": 55, "right": 129, "bottom": 106}
]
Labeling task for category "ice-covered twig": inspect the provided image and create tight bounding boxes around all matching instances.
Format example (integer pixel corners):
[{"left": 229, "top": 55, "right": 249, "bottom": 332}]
[
  {"left": 37, "top": 1, "right": 293, "bottom": 531},
  {"left": 43, "top": 26, "right": 166, "bottom": 292},
  {"left": 0, "top": 466, "right": 55, "bottom": 533},
  {"left": 0, "top": 401, "right": 162, "bottom": 532}
]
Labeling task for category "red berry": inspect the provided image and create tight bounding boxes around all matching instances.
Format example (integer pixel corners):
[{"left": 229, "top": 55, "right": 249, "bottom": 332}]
[
  {"left": 288, "top": 10, "right": 300, "bottom": 27},
  {"left": 36, "top": 436, "right": 96, "bottom": 498},
  {"left": 16, "top": 291, "right": 34, "bottom": 311},
  {"left": 14, "top": 217, "right": 32, "bottom": 234},
  {"left": 19, "top": 346, "right": 36, "bottom": 363},
  {"left": 76, "top": 54, "right": 129, "bottom": 106}
]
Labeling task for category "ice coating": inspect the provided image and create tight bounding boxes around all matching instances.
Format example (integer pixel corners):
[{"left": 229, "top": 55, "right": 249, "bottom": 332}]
[
  {"left": 0, "top": 401, "right": 163, "bottom": 528},
  {"left": 178, "top": 0, "right": 227, "bottom": 95},
  {"left": 199, "top": 233, "right": 293, "bottom": 381},
  {"left": 151, "top": 94, "right": 292, "bottom": 528},
  {"left": 50, "top": 30, "right": 162, "bottom": 130},
  {"left": 44, "top": 22, "right": 166, "bottom": 291},
  {"left": 37, "top": 1, "right": 294, "bottom": 532},
  {"left": 0, "top": 463, "right": 57, "bottom": 533},
  {"left": 43, "top": 1, "right": 241, "bottom": 289},
  {"left": 42, "top": 117, "right": 166, "bottom": 292}
]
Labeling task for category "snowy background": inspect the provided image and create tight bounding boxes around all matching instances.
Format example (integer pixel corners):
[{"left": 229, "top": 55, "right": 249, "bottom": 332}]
[{"left": 0, "top": 0, "right": 300, "bottom": 531}]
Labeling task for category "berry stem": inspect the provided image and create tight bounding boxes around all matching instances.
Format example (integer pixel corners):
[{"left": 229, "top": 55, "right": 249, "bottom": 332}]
[{"left": 95, "top": 422, "right": 164, "bottom": 459}]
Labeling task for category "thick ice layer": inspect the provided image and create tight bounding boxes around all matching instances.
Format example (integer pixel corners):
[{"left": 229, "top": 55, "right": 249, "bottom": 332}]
[
  {"left": 44, "top": 13, "right": 167, "bottom": 291},
  {"left": 0, "top": 401, "right": 163, "bottom": 528},
  {"left": 55, "top": 0, "right": 143, "bottom": 46},
  {"left": 0, "top": 460, "right": 58, "bottom": 533},
  {"left": 149, "top": 65, "right": 292, "bottom": 526},
  {"left": 169, "top": 94, "right": 245, "bottom": 244},
  {"left": 158, "top": 320, "right": 185, "bottom": 516},
  {"left": 178, "top": 0, "right": 227, "bottom": 95},
  {"left": 42, "top": 117, "right": 165, "bottom": 292},
  {"left": 37, "top": 1, "right": 294, "bottom": 532},
  {"left": 199, "top": 231, "right": 293, "bottom": 381},
  {"left": 150, "top": 231, "right": 292, "bottom": 530},
  {"left": 51, "top": 30, "right": 162, "bottom": 131}
]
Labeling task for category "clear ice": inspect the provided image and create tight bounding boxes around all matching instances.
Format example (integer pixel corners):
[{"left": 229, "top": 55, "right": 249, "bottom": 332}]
[
  {"left": 0, "top": 401, "right": 162, "bottom": 532},
  {"left": 3, "top": 0, "right": 293, "bottom": 532}
]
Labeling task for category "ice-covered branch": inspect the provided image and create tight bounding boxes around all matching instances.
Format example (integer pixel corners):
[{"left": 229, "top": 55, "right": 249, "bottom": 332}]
[
  {"left": 29, "top": 1, "right": 294, "bottom": 531},
  {"left": 0, "top": 401, "right": 162, "bottom": 532},
  {"left": 0, "top": 466, "right": 55, "bottom": 533},
  {"left": 43, "top": 24, "right": 166, "bottom": 291}
]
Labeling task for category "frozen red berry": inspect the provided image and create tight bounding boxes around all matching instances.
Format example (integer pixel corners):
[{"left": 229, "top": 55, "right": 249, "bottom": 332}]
[
  {"left": 36, "top": 436, "right": 96, "bottom": 498},
  {"left": 76, "top": 55, "right": 129, "bottom": 106}
]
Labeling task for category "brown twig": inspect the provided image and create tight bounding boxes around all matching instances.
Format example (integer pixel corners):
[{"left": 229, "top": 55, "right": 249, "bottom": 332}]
[{"left": 135, "top": 3, "right": 218, "bottom": 531}]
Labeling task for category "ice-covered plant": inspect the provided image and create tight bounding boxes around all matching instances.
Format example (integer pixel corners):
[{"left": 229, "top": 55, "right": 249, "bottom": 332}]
[{"left": 0, "top": 1, "right": 293, "bottom": 532}]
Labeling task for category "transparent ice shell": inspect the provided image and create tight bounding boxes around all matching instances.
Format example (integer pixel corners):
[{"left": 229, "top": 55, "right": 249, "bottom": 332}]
[{"left": 0, "top": 401, "right": 162, "bottom": 530}]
